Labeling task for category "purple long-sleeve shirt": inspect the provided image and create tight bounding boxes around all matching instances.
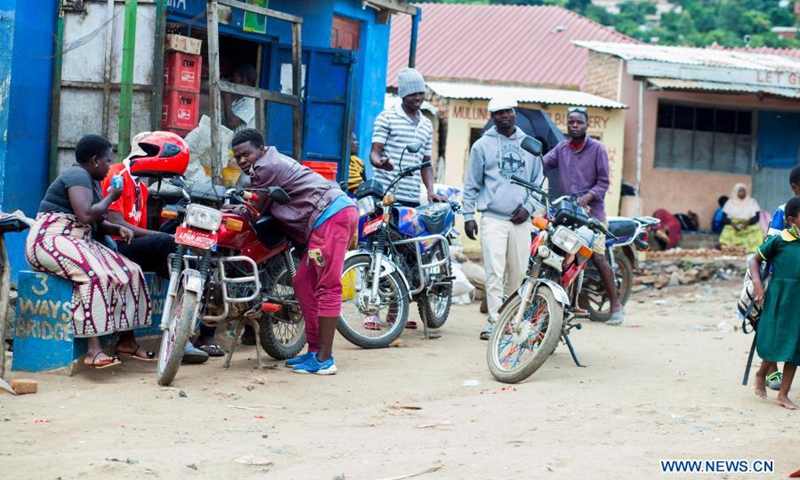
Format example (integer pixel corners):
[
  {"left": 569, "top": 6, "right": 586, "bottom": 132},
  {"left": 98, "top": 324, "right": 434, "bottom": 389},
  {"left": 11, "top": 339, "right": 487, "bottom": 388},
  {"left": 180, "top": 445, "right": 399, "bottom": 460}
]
[{"left": 543, "top": 136, "right": 610, "bottom": 222}]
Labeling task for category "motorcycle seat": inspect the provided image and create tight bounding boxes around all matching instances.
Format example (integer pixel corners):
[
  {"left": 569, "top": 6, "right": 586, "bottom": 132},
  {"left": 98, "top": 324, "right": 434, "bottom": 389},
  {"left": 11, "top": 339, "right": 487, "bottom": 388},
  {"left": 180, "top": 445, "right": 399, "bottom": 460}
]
[
  {"left": 417, "top": 203, "right": 451, "bottom": 235},
  {"left": 255, "top": 216, "right": 287, "bottom": 248},
  {"left": 0, "top": 214, "right": 30, "bottom": 234},
  {"left": 606, "top": 217, "right": 637, "bottom": 240},
  {"left": 634, "top": 216, "right": 660, "bottom": 227}
]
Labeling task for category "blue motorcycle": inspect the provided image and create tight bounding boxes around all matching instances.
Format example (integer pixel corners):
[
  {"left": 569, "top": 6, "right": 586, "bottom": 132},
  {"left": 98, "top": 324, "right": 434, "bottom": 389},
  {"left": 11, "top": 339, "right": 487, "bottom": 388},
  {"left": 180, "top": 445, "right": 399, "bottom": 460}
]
[{"left": 337, "top": 142, "right": 460, "bottom": 348}]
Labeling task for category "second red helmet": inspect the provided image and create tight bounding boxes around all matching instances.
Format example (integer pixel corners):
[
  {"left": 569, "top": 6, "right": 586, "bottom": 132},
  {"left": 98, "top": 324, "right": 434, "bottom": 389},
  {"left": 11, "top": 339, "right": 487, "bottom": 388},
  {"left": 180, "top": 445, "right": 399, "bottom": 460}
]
[{"left": 127, "top": 131, "right": 190, "bottom": 178}]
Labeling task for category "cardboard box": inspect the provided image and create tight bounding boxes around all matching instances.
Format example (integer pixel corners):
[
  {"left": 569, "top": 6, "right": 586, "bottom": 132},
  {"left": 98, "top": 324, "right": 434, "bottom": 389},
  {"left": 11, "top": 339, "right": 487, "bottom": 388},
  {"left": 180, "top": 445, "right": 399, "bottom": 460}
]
[{"left": 166, "top": 34, "right": 202, "bottom": 56}]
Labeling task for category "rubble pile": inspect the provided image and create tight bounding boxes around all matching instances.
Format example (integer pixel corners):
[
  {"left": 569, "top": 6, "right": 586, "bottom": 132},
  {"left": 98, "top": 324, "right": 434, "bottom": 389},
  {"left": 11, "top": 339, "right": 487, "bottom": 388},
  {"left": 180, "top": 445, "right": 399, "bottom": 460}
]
[{"left": 635, "top": 251, "right": 747, "bottom": 290}]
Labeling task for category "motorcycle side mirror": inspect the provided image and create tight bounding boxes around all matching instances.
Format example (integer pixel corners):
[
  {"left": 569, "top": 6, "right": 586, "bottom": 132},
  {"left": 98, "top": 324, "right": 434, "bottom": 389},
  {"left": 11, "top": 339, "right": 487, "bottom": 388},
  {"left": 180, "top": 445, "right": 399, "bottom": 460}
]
[
  {"left": 267, "top": 186, "right": 291, "bottom": 205},
  {"left": 406, "top": 141, "right": 424, "bottom": 154},
  {"left": 521, "top": 136, "right": 542, "bottom": 156}
]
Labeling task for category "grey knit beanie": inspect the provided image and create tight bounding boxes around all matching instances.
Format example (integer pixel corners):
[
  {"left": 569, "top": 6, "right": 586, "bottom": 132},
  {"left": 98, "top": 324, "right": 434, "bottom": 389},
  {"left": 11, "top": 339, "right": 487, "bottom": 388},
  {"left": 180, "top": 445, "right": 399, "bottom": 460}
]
[{"left": 397, "top": 68, "right": 426, "bottom": 98}]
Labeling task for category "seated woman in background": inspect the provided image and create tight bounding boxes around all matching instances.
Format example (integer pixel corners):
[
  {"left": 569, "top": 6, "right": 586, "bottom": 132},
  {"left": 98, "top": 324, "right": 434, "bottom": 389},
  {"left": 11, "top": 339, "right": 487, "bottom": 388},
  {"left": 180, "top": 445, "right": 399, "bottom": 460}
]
[
  {"left": 651, "top": 209, "right": 682, "bottom": 251},
  {"left": 25, "top": 135, "right": 151, "bottom": 369},
  {"left": 719, "top": 183, "right": 763, "bottom": 252}
]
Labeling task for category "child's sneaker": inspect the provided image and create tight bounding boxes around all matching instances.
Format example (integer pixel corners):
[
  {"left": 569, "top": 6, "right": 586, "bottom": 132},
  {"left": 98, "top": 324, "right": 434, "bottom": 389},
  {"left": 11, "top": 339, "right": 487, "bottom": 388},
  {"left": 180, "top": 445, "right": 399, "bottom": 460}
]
[
  {"left": 292, "top": 353, "right": 338, "bottom": 375},
  {"left": 284, "top": 351, "right": 315, "bottom": 368}
]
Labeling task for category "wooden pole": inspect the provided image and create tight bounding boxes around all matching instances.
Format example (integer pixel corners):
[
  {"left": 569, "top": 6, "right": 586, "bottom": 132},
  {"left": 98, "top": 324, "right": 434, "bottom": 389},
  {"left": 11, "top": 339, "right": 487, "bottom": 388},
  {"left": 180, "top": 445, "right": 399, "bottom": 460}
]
[
  {"left": 292, "top": 22, "right": 303, "bottom": 161},
  {"left": 207, "top": 0, "right": 223, "bottom": 185},
  {"left": 255, "top": 44, "right": 264, "bottom": 133}
]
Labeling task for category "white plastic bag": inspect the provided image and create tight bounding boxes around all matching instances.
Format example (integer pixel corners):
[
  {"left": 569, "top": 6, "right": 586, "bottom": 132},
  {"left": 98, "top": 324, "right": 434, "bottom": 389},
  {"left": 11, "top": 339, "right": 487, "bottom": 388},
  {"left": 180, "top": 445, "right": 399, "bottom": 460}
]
[{"left": 451, "top": 264, "right": 474, "bottom": 298}]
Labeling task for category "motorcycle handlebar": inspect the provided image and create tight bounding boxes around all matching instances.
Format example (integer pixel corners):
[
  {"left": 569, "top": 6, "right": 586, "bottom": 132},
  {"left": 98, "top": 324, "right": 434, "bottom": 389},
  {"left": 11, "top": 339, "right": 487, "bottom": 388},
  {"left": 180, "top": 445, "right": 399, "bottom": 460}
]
[
  {"left": 241, "top": 191, "right": 259, "bottom": 202},
  {"left": 510, "top": 174, "right": 546, "bottom": 197},
  {"left": 400, "top": 161, "right": 432, "bottom": 177},
  {"left": 587, "top": 218, "right": 617, "bottom": 240}
]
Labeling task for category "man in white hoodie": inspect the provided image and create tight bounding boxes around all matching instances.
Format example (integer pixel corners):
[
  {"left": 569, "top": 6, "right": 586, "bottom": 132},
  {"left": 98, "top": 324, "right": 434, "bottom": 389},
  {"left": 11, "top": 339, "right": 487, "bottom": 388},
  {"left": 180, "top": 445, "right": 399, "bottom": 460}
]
[{"left": 463, "top": 98, "right": 543, "bottom": 340}]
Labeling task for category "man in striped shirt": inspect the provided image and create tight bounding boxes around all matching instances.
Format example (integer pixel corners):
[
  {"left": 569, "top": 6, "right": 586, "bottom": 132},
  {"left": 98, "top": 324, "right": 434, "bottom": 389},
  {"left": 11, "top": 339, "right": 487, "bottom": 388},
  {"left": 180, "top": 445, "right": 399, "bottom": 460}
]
[{"left": 370, "top": 68, "right": 446, "bottom": 206}]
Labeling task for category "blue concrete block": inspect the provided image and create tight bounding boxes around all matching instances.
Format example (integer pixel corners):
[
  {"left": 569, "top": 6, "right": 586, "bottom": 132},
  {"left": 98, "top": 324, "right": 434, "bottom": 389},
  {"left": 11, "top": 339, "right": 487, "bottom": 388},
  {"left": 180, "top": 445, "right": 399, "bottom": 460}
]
[{"left": 12, "top": 271, "right": 167, "bottom": 373}]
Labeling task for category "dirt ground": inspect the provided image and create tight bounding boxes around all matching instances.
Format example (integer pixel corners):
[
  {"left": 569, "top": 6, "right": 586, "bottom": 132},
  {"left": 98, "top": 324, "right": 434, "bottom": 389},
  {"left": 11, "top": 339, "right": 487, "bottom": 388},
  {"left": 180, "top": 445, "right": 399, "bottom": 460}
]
[{"left": 2, "top": 280, "right": 799, "bottom": 480}]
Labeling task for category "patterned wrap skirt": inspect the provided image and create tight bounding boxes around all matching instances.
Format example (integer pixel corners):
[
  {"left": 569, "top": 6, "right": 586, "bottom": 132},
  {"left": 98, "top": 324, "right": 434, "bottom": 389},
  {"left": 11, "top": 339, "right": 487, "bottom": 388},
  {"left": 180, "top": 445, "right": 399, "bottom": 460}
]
[
  {"left": 719, "top": 224, "right": 764, "bottom": 254},
  {"left": 25, "top": 212, "right": 151, "bottom": 338}
]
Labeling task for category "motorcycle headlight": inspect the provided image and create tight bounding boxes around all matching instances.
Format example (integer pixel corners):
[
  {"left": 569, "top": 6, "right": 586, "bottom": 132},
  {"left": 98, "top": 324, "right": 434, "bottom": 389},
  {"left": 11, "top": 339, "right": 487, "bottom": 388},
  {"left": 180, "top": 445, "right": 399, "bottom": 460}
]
[
  {"left": 185, "top": 204, "right": 222, "bottom": 231},
  {"left": 551, "top": 226, "right": 584, "bottom": 255},
  {"left": 357, "top": 196, "right": 376, "bottom": 216}
]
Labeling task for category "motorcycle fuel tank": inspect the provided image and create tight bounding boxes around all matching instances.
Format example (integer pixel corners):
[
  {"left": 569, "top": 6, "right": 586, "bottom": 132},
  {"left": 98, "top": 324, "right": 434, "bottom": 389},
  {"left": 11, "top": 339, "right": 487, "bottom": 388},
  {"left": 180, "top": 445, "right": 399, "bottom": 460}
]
[{"left": 216, "top": 213, "right": 284, "bottom": 264}]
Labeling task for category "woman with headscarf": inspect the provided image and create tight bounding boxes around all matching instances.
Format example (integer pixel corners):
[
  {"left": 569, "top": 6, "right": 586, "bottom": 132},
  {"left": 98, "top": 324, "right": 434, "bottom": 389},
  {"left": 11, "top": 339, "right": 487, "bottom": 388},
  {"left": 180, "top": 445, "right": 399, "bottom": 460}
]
[{"left": 719, "top": 183, "right": 763, "bottom": 252}]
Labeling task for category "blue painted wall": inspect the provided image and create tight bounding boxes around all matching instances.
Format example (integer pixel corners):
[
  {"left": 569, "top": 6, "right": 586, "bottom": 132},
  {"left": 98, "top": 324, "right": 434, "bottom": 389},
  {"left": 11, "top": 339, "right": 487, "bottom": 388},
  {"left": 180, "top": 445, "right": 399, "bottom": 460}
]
[
  {"left": 169, "top": 0, "right": 392, "bottom": 163},
  {"left": 0, "top": 3, "right": 13, "bottom": 212},
  {"left": 0, "top": 0, "right": 57, "bottom": 285},
  {"left": 263, "top": 1, "right": 391, "bottom": 162},
  {"left": 332, "top": 2, "right": 391, "bottom": 164}
]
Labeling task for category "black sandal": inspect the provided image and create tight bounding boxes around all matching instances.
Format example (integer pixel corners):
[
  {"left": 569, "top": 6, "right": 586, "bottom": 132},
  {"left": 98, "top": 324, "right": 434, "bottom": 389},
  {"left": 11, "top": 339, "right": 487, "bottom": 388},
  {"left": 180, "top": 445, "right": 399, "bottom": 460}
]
[{"left": 197, "top": 343, "right": 225, "bottom": 357}]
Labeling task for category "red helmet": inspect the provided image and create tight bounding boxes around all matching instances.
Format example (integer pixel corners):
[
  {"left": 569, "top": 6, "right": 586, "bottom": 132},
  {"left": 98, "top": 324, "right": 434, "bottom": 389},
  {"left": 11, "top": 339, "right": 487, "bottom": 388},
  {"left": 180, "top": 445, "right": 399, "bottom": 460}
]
[{"left": 127, "top": 131, "right": 190, "bottom": 178}]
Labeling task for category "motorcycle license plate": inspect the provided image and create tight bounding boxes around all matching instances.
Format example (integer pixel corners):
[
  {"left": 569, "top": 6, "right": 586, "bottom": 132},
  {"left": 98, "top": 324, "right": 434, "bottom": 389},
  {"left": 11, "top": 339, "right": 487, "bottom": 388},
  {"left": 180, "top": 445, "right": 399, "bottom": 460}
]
[
  {"left": 175, "top": 225, "right": 217, "bottom": 250},
  {"left": 362, "top": 215, "right": 384, "bottom": 235}
]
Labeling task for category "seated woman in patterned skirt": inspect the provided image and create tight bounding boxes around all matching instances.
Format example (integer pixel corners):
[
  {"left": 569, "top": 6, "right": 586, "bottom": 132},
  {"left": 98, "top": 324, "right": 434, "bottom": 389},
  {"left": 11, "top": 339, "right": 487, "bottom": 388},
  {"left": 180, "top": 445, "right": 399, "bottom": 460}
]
[{"left": 25, "top": 135, "right": 151, "bottom": 369}]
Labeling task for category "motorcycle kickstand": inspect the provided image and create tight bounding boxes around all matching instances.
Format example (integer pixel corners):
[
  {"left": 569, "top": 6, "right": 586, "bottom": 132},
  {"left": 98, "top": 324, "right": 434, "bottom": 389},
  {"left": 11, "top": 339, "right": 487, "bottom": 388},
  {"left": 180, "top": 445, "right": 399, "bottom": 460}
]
[
  {"left": 248, "top": 318, "right": 263, "bottom": 369},
  {"left": 562, "top": 332, "right": 586, "bottom": 367},
  {"left": 224, "top": 320, "right": 244, "bottom": 369}
]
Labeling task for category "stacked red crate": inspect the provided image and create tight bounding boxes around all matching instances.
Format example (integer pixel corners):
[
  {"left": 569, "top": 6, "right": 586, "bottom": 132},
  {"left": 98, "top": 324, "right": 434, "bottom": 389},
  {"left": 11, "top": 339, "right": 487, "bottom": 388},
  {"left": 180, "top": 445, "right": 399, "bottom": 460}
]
[{"left": 162, "top": 42, "right": 202, "bottom": 137}]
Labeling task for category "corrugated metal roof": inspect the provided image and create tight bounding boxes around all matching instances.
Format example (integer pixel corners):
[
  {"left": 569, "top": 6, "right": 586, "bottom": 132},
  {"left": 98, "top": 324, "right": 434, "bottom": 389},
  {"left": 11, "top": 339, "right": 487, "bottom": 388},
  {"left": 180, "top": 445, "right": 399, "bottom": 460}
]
[
  {"left": 426, "top": 81, "right": 627, "bottom": 109},
  {"left": 647, "top": 77, "right": 800, "bottom": 99},
  {"left": 387, "top": 4, "right": 638, "bottom": 90},
  {"left": 575, "top": 41, "right": 800, "bottom": 72},
  {"left": 711, "top": 45, "right": 800, "bottom": 61}
]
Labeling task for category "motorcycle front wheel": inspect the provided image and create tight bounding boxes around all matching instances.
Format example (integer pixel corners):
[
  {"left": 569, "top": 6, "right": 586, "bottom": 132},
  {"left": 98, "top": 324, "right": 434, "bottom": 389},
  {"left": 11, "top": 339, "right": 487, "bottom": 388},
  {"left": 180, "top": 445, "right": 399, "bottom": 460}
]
[
  {"left": 258, "top": 255, "right": 305, "bottom": 360},
  {"left": 156, "top": 279, "right": 198, "bottom": 386},
  {"left": 487, "top": 284, "right": 564, "bottom": 384},
  {"left": 337, "top": 255, "right": 409, "bottom": 348}
]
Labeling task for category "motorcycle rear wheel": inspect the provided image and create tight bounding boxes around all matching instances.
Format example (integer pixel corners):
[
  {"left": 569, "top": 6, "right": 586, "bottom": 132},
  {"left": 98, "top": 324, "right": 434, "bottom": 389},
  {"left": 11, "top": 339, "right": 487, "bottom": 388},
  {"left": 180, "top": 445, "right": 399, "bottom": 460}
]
[
  {"left": 487, "top": 285, "right": 563, "bottom": 384},
  {"left": 258, "top": 256, "right": 305, "bottom": 360},
  {"left": 157, "top": 281, "right": 198, "bottom": 386},
  {"left": 579, "top": 253, "right": 633, "bottom": 322},
  {"left": 337, "top": 255, "right": 409, "bottom": 348},
  {"left": 417, "top": 241, "right": 452, "bottom": 330}
]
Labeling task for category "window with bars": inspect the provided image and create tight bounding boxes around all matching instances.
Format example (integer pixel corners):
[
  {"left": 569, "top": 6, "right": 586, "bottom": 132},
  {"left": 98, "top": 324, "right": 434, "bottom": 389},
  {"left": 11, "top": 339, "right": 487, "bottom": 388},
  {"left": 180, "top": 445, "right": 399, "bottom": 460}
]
[{"left": 655, "top": 102, "right": 753, "bottom": 175}]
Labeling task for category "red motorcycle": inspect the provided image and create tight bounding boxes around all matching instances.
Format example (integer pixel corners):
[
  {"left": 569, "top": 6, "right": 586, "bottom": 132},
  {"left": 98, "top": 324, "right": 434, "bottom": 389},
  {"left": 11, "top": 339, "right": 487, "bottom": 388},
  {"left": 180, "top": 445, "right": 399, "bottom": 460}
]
[
  {"left": 155, "top": 179, "right": 303, "bottom": 386},
  {"left": 486, "top": 137, "right": 615, "bottom": 384}
]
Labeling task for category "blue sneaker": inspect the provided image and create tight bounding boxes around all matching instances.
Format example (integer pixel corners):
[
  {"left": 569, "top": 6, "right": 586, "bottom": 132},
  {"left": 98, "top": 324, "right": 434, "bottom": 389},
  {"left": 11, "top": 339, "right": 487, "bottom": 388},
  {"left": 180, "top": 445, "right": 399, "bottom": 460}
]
[
  {"left": 284, "top": 351, "right": 315, "bottom": 368},
  {"left": 292, "top": 353, "right": 338, "bottom": 375},
  {"left": 480, "top": 325, "right": 493, "bottom": 341},
  {"left": 182, "top": 342, "right": 209, "bottom": 364}
]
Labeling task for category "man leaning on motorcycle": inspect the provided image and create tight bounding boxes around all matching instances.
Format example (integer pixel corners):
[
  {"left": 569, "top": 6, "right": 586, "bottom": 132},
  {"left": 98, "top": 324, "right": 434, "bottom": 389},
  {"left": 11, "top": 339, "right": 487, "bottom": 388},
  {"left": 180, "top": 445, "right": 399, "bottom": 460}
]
[{"left": 228, "top": 128, "right": 358, "bottom": 375}]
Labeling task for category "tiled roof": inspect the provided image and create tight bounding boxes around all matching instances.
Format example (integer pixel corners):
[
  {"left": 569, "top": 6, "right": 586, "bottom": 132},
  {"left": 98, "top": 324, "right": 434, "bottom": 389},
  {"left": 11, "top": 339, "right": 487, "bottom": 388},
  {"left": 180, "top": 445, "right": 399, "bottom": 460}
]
[{"left": 387, "top": 4, "right": 638, "bottom": 90}]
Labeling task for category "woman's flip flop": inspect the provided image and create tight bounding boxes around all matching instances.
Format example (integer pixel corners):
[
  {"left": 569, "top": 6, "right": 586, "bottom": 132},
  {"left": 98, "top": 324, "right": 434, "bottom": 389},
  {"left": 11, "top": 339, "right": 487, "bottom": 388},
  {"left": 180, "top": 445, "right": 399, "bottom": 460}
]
[
  {"left": 85, "top": 352, "right": 121, "bottom": 369},
  {"left": 116, "top": 345, "right": 157, "bottom": 362}
]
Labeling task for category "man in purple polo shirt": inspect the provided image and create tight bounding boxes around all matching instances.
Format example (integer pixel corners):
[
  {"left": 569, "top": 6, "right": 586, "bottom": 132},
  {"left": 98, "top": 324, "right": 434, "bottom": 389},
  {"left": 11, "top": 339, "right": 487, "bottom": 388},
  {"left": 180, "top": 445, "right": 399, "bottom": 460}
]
[{"left": 543, "top": 107, "right": 624, "bottom": 325}]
